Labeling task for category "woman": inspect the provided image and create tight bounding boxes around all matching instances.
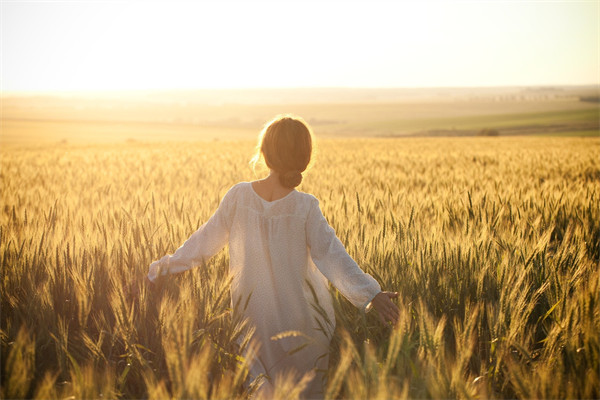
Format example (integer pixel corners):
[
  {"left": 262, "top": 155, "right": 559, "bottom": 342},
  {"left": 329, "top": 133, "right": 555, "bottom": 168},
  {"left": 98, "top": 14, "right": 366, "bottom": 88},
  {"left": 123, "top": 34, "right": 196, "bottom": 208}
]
[{"left": 147, "top": 115, "right": 399, "bottom": 398}]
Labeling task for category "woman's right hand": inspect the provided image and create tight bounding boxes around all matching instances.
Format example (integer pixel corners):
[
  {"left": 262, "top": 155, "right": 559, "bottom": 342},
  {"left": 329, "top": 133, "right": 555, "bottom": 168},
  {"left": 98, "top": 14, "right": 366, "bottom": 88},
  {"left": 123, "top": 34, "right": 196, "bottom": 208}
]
[{"left": 371, "top": 291, "right": 400, "bottom": 325}]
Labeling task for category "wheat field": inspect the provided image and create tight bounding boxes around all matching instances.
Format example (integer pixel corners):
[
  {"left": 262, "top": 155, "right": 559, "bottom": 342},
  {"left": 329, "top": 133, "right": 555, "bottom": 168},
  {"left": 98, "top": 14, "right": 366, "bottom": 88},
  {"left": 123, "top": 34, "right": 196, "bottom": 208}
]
[{"left": 1, "top": 136, "right": 599, "bottom": 399}]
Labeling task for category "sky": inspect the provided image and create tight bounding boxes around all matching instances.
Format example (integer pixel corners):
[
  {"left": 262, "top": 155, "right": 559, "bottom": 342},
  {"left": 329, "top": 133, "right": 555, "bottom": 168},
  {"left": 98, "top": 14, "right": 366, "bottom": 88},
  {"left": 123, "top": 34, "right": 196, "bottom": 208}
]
[{"left": 1, "top": 0, "right": 598, "bottom": 92}]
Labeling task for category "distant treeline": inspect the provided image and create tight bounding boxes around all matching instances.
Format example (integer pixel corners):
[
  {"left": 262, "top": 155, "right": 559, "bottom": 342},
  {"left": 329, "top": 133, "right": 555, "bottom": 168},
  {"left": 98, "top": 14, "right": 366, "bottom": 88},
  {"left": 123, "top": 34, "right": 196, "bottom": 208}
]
[{"left": 580, "top": 96, "right": 600, "bottom": 103}]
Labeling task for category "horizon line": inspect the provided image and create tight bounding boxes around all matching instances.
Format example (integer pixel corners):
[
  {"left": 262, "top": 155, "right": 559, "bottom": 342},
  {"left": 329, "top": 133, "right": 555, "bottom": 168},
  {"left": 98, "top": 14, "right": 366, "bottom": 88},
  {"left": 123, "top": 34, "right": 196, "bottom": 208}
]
[{"left": 2, "top": 83, "right": 598, "bottom": 97}]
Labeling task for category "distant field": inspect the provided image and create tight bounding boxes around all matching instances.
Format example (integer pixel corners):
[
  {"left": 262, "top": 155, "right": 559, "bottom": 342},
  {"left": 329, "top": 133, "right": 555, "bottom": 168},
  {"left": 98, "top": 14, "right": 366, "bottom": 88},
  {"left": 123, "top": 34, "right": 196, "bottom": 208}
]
[
  {"left": 1, "top": 87, "right": 598, "bottom": 144},
  {"left": 355, "top": 107, "right": 598, "bottom": 137},
  {"left": 540, "top": 129, "right": 599, "bottom": 137}
]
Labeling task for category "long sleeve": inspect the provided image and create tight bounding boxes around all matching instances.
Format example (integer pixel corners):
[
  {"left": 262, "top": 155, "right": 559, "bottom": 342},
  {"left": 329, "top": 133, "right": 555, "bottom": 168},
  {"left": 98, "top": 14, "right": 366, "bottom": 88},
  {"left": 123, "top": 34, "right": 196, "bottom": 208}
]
[
  {"left": 306, "top": 197, "right": 381, "bottom": 311},
  {"left": 148, "top": 186, "right": 237, "bottom": 282}
]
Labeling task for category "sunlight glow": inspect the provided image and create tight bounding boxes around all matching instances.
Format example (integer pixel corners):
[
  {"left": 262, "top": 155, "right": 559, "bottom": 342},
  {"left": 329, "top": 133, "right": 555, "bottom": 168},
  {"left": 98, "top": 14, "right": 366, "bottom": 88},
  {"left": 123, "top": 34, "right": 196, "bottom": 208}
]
[{"left": 1, "top": 1, "right": 598, "bottom": 92}]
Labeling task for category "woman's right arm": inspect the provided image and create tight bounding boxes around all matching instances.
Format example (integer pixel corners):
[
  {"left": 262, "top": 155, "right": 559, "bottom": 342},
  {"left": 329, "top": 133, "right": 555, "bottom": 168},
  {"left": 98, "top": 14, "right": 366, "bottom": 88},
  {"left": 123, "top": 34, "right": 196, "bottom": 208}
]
[{"left": 147, "top": 185, "right": 237, "bottom": 282}]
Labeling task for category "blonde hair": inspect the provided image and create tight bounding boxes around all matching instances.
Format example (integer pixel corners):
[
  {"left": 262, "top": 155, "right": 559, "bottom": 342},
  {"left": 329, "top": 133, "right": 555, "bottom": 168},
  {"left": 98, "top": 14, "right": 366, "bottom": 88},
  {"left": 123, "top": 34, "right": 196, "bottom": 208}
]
[{"left": 252, "top": 114, "right": 313, "bottom": 188}]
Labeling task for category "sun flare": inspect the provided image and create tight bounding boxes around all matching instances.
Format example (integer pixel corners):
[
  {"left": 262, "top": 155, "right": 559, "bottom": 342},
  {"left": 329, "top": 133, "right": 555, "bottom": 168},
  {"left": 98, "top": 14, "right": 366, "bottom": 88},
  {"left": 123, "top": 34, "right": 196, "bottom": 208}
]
[{"left": 1, "top": 1, "right": 598, "bottom": 92}]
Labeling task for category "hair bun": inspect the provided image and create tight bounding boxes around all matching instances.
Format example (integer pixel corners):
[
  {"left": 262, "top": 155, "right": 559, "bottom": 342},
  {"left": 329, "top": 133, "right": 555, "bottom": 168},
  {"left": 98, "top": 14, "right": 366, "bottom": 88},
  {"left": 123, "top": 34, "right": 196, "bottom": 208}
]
[{"left": 280, "top": 170, "right": 303, "bottom": 188}]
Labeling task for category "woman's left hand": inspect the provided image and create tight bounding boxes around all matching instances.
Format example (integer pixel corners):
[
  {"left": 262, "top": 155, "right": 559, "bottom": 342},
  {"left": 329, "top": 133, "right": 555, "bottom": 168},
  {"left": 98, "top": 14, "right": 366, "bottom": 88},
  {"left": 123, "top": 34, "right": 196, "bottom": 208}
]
[{"left": 371, "top": 291, "right": 400, "bottom": 325}]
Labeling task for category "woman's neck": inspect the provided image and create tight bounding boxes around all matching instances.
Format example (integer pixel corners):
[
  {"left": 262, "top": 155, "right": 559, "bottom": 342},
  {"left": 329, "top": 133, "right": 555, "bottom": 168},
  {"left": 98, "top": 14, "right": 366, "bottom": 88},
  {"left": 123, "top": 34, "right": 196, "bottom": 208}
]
[{"left": 251, "top": 171, "right": 294, "bottom": 202}]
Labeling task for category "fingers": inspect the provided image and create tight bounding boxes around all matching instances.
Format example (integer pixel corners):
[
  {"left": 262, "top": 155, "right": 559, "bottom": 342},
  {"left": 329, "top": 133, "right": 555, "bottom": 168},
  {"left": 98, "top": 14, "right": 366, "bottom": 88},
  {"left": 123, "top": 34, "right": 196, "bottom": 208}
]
[
  {"left": 382, "top": 304, "right": 399, "bottom": 325},
  {"left": 380, "top": 312, "right": 396, "bottom": 325},
  {"left": 374, "top": 291, "right": 400, "bottom": 325},
  {"left": 387, "top": 298, "right": 400, "bottom": 315}
]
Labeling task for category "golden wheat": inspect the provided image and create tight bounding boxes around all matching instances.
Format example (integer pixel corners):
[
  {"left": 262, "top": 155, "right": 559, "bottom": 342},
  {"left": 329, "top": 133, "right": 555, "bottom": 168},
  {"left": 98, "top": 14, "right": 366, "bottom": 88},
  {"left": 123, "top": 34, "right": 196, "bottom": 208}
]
[{"left": 1, "top": 137, "right": 598, "bottom": 399}]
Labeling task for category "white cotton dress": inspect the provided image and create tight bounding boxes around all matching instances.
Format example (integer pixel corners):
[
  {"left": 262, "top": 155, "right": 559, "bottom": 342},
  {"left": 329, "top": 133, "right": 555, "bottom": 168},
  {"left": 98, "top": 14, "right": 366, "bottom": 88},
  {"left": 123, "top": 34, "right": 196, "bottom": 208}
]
[{"left": 148, "top": 182, "right": 381, "bottom": 398}]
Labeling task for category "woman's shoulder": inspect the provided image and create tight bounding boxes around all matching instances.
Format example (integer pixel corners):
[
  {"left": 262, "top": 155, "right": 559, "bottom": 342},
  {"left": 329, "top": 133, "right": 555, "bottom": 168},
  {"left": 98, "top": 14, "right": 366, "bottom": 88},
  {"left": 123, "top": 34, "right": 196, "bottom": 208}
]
[
  {"left": 294, "top": 189, "right": 318, "bottom": 202},
  {"left": 293, "top": 190, "right": 321, "bottom": 211},
  {"left": 224, "top": 182, "right": 252, "bottom": 195},
  {"left": 220, "top": 182, "right": 250, "bottom": 203},
  {"left": 229, "top": 181, "right": 251, "bottom": 192}
]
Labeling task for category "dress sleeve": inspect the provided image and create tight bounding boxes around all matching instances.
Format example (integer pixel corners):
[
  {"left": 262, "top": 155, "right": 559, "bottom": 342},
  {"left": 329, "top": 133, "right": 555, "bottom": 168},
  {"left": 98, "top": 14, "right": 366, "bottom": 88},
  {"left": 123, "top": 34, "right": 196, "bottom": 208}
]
[
  {"left": 147, "top": 185, "right": 237, "bottom": 282},
  {"left": 306, "top": 197, "right": 381, "bottom": 311}
]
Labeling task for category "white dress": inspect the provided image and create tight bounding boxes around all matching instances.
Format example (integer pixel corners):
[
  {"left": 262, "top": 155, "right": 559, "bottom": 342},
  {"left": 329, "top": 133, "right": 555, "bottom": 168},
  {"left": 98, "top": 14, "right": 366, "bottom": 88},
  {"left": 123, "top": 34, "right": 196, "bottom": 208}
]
[{"left": 148, "top": 182, "right": 381, "bottom": 398}]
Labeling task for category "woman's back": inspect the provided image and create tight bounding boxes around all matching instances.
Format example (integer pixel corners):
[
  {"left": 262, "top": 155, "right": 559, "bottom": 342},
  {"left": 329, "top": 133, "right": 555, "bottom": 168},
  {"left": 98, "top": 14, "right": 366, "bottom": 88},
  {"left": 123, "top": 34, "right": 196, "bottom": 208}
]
[
  {"left": 231, "top": 182, "right": 384, "bottom": 397},
  {"left": 228, "top": 182, "right": 335, "bottom": 397}
]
